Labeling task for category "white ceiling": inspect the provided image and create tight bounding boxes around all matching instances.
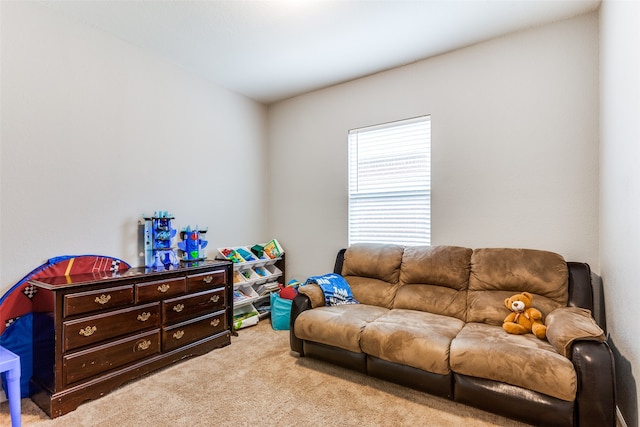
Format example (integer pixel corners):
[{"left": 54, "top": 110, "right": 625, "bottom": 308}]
[{"left": 39, "top": 0, "right": 601, "bottom": 104}]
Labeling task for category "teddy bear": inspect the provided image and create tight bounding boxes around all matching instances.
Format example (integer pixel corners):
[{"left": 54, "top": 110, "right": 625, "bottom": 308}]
[{"left": 503, "top": 292, "right": 547, "bottom": 339}]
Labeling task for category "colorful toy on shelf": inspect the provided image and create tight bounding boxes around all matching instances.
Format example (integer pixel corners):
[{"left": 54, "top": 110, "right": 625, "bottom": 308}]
[
  {"left": 254, "top": 266, "right": 268, "bottom": 277},
  {"left": 177, "top": 225, "right": 208, "bottom": 262},
  {"left": 218, "top": 239, "right": 284, "bottom": 264},
  {"left": 236, "top": 247, "right": 256, "bottom": 262},
  {"left": 141, "top": 211, "right": 179, "bottom": 269},
  {"left": 220, "top": 248, "right": 244, "bottom": 263},
  {"left": 250, "top": 244, "right": 264, "bottom": 258}
]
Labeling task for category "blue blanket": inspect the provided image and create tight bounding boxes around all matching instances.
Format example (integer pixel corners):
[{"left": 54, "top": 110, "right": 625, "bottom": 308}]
[{"left": 304, "top": 273, "right": 359, "bottom": 306}]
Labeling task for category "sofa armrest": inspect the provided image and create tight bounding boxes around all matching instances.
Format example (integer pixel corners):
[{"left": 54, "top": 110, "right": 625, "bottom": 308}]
[
  {"left": 334, "top": 248, "right": 347, "bottom": 274},
  {"left": 545, "top": 307, "right": 605, "bottom": 357},
  {"left": 290, "top": 293, "right": 312, "bottom": 354},
  {"left": 290, "top": 284, "right": 328, "bottom": 354},
  {"left": 572, "top": 340, "right": 617, "bottom": 427},
  {"left": 298, "top": 283, "right": 326, "bottom": 308},
  {"left": 567, "top": 261, "right": 609, "bottom": 334}
]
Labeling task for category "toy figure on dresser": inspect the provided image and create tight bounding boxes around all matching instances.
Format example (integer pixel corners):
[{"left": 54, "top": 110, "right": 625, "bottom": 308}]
[
  {"left": 178, "top": 226, "right": 208, "bottom": 262},
  {"left": 141, "top": 211, "right": 179, "bottom": 269}
]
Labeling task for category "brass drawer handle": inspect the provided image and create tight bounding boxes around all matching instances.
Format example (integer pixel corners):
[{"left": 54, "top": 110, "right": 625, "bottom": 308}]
[
  {"left": 157, "top": 284, "right": 170, "bottom": 293},
  {"left": 203, "top": 275, "right": 214, "bottom": 284},
  {"left": 79, "top": 326, "right": 97, "bottom": 336},
  {"left": 209, "top": 295, "right": 220, "bottom": 303},
  {"left": 173, "top": 304, "right": 184, "bottom": 313},
  {"left": 94, "top": 294, "right": 111, "bottom": 305},
  {"left": 137, "top": 312, "right": 151, "bottom": 322},
  {"left": 137, "top": 340, "right": 151, "bottom": 351},
  {"left": 173, "top": 330, "right": 185, "bottom": 340},
  {"left": 211, "top": 319, "right": 220, "bottom": 327}
]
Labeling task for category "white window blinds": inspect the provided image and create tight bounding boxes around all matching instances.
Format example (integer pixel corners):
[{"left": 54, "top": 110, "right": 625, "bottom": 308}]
[{"left": 348, "top": 116, "right": 431, "bottom": 246}]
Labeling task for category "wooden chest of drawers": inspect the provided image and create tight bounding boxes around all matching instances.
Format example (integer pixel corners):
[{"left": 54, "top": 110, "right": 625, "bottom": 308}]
[{"left": 29, "top": 260, "right": 233, "bottom": 418}]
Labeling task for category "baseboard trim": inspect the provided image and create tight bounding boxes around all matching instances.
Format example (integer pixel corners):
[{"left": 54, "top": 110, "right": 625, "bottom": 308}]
[{"left": 616, "top": 405, "right": 628, "bottom": 427}]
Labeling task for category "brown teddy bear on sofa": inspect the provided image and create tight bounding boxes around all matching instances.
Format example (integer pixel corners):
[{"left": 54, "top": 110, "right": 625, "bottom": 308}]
[{"left": 503, "top": 292, "right": 547, "bottom": 339}]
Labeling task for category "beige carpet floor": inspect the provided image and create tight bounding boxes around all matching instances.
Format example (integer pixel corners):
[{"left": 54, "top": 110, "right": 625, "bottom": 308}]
[{"left": 0, "top": 320, "right": 532, "bottom": 427}]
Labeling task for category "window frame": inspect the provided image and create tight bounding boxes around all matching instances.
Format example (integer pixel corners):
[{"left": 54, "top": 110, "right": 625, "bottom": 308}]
[{"left": 348, "top": 115, "right": 431, "bottom": 246}]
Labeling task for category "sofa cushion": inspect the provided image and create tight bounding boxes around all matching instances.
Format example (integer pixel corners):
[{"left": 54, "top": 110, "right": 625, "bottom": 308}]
[
  {"left": 341, "top": 243, "right": 404, "bottom": 308},
  {"left": 294, "top": 304, "right": 389, "bottom": 353},
  {"left": 395, "top": 245, "right": 472, "bottom": 320},
  {"left": 467, "top": 248, "right": 569, "bottom": 326},
  {"left": 450, "top": 323, "right": 577, "bottom": 401},
  {"left": 361, "top": 309, "right": 465, "bottom": 375}
]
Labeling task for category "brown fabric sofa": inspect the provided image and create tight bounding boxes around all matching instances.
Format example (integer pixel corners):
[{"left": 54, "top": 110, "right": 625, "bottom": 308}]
[{"left": 289, "top": 244, "right": 616, "bottom": 427}]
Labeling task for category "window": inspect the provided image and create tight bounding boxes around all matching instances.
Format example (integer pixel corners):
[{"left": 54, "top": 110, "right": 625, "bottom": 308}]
[{"left": 348, "top": 116, "right": 431, "bottom": 246}]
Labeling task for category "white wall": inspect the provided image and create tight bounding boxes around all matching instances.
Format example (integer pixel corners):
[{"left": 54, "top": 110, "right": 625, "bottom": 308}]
[
  {"left": 600, "top": 1, "right": 640, "bottom": 425},
  {"left": 268, "top": 13, "right": 600, "bottom": 282},
  {"left": 0, "top": 2, "right": 269, "bottom": 294}
]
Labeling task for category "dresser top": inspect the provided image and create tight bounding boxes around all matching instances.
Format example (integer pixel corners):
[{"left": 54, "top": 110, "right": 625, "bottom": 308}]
[{"left": 29, "top": 259, "right": 231, "bottom": 290}]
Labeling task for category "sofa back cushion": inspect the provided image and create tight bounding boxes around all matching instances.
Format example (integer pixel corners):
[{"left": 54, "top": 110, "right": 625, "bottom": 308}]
[
  {"left": 466, "top": 248, "right": 569, "bottom": 325},
  {"left": 395, "top": 245, "right": 472, "bottom": 320},
  {"left": 341, "top": 243, "right": 404, "bottom": 309}
]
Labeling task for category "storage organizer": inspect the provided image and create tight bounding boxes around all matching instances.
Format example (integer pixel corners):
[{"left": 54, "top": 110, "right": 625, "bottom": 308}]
[{"left": 218, "top": 240, "right": 285, "bottom": 329}]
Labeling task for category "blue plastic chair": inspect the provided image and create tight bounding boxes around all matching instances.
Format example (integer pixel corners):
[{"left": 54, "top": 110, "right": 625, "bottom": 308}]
[{"left": 0, "top": 346, "right": 21, "bottom": 427}]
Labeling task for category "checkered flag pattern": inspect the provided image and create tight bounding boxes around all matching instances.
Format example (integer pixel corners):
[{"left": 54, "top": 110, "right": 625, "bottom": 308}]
[{"left": 22, "top": 284, "right": 37, "bottom": 300}]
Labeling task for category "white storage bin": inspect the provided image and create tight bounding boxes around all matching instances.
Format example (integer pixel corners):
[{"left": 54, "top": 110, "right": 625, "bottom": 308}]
[
  {"left": 237, "top": 284, "right": 259, "bottom": 299},
  {"left": 233, "top": 289, "right": 251, "bottom": 306},
  {"left": 251, "top": 266, "right": 269, "bottom": 284},
  {"left": 265, "top": 265, "right": 282, "bottom": 280},
  {"left": 233, "top": 270, "right": 247, "bottom": 285},
  {"left": 233, "top": 304, "right": 259, "bottom": 330},
  {"left": 235, "top": 246, "right": 260, "bottom": 263},
  {"left": 218, "top": 247, "right": 245, "bottom": 263},
  {"left": 239, "top": 267, "right": 260, "bottom": 283}
]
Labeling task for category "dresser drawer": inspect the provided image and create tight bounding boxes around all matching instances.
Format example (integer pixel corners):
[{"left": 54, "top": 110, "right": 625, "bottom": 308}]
[
  {"left": 162, "top": 311, "right": 227, "bottom": 352},
  {"left": 63, "top": 302, "right": 161, "bottom": 352},
  {"left": 63, "top": 329, "right": 161, "bottom": 386},
  {"left": 188, "top": 269, "right": 227, "bottom": 292},
  {"left": 162, "top": 288, "right": 227, "bottom": 325},
  {"left": 136, "top": 277, "right": 186, "bottom": 303},
  {"left": 64, "top": 285, "right": 134, "bottom": 318}
]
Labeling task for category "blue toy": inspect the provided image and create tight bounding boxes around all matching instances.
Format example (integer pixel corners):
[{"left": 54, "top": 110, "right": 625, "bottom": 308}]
[
  {"left": 142, "top": 212, "right": 179, "bottom": 268},
  {"left": 178, "top": 226, "right": 208, "bottom": 262},
  {"left": 236, "top": 247, "right": 256, "bottom": 262}
]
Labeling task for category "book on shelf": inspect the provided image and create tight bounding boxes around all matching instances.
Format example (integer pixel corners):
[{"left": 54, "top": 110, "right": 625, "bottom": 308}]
[
  {"left": 266, "top": 282, "right": 281, "bottom": 291},
  {"left": 235, "top": 287, "right": 257, "bottom": 300},
  {"left": 263, "top": 239, "right": 283, "bottom": 259},
  {"left": 254, "top": 284, "right": 270, "bottom": 296},
  {"left": 254, "top": 303, "right": 271, "bottom": 316},
  {"left": 255, "top": 282, "right": 282, "bottom": 296}
]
